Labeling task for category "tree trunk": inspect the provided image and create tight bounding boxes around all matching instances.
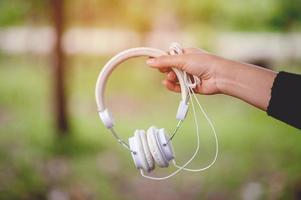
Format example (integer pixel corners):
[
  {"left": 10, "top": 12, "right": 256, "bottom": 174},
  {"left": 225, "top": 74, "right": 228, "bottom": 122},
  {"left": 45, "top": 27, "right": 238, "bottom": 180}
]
[{"left": 51, "top": 0, "right": 69, "bottom": 134}]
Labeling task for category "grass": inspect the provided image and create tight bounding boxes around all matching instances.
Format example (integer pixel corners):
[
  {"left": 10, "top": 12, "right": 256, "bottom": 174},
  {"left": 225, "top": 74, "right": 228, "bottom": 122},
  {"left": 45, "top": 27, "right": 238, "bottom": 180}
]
[{"left": 0, "top": 53, "right": 300, "bottom": 199}]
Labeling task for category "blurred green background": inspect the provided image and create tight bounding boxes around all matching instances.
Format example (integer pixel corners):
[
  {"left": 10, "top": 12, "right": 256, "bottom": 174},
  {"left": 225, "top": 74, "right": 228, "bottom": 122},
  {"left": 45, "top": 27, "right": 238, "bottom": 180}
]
[{"left": 0, "top": 0, "right": 300, "bottom": 199}]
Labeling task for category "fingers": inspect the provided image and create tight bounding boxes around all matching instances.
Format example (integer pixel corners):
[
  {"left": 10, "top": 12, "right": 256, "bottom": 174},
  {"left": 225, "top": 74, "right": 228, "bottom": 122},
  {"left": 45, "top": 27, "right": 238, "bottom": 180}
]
[
  {"left": 148, "top": 56, "right": 171, "bottom": 73},
  {"left": 159, "top": 71, "right": 180, "bottom": 93},
  {"left": 193, "top": 84, "right": 202, "bottom": 94},
  {"left": 183, "top": 47, "right": 207, "bottom": 54},
  {"left": 182, "top": 48, "right": 199, "bottom": 54},
  {"left": 166, "top": 71, "right": 177, "bottom": 82},
  {"left": 158, "top": 67, "right": 171, "bottom": 73},
  {"left": 146, "top": 55, "right": 185, "bottom": 70},
  {"left": 162, "top": 80, "right": 181, "bottom": 93}
]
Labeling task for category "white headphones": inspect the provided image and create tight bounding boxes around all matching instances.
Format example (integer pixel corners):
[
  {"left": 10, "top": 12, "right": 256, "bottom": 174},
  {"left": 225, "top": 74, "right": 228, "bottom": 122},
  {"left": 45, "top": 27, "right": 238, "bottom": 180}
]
[{"left": 95, "top": 43, "right": 218, "bottom": 180}]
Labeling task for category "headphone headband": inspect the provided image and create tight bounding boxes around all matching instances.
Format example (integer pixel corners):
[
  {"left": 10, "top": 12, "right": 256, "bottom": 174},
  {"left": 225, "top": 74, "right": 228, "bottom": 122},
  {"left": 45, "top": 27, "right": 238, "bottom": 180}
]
[
  {"left": 95, "top": 47, "right": 189, "bottom": 128},
  {"left": 94, "top": 44, "right": 218, "bottom": 179}
]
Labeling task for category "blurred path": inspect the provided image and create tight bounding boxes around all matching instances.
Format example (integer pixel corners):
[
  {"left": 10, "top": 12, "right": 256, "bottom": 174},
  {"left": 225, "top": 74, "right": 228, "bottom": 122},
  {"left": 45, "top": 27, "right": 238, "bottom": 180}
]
[{"left": 0, "top": 26, "right": 300, "bottom": 63}]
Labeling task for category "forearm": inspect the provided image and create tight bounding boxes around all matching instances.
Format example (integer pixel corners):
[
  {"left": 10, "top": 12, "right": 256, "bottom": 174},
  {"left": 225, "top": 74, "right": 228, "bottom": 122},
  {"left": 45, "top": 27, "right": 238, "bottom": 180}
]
[{"left": 216, "top": 58, "right": 277, "bottom": 111}]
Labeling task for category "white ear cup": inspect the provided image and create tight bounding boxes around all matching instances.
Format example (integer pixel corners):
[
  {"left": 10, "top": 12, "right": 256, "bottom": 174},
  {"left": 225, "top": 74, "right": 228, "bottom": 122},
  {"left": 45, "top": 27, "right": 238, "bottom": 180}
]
[
  {"left": 147, "top": 126, "right": 169, "bottom": 167},
  {"left": 156, "top": 128, "right": 174, "bottom": 162},
  {"left": 129, "top": 134, "right": 142, "bottom": 170},
  {"left": 129, "top": 130, "right": 149, "bottom": 172},
  {"left": 138, "top": 130, "right": 155, "bottom": 171},
  {"left": 130, "top": 127, "right": 174, "bottom": 171}
]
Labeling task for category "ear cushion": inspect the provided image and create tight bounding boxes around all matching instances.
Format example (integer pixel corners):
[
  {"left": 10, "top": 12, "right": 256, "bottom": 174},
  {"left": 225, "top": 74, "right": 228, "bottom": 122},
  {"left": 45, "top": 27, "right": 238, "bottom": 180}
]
[
  {"left": 128, "top": 130, "right": 149, "bottom": 172},
  {"left": 156, "top": 128, "right": 174, "bottom": 161},
  {"left": 138, "top": 130, "right": 155, "bottom": 171},
  {"left": 129, "top": 132, "right": 142, "bottom": 170},
  {"left": 147, "top": 126, "right": 169, "bottom": 167},
  {"left": 135, "top": 130, "right": 150, "bottom": 172}
]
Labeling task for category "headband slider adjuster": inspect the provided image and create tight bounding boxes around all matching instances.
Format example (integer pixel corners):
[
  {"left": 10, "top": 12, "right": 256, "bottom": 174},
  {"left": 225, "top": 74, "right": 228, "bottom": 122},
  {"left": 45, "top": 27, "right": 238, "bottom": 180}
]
[
  {"left": 99, "top": 109, "right": 114, "bottom": 128},
  {"left": 176, "top": 100, "right": 189, "bottom": 120}
]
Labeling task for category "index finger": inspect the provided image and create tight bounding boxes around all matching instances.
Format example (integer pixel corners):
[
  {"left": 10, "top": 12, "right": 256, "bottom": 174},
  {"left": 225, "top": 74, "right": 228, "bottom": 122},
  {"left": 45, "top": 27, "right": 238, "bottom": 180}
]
[{"left": 158, "top": 67, "right": 171, "bottom": 73}]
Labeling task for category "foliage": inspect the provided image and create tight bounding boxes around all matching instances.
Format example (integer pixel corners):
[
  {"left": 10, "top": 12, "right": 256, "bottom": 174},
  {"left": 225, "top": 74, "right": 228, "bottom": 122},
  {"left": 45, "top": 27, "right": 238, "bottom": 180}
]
[
  {"left": 0, "top": 54, "right": 300, "bottom": 199},
  {"left": 0, "top": 0, "right": 50, "bottom": 27},
  {"left": 0, "top": 0, "right": 300, "bottom": 31}
]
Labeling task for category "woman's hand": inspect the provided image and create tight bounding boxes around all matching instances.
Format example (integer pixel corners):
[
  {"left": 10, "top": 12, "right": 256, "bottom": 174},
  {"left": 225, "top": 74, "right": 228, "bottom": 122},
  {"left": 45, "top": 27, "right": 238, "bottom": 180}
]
[
  {"left": 146, "top": 47, "right": 277, "bottom": 111},
  {"left": 146, "top": 48, "right": 224, "bottom": 95}
]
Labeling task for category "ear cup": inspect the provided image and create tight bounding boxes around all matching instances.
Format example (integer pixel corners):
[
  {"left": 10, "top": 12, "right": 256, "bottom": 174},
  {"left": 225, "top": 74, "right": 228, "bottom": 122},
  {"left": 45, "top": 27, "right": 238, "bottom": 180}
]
[
  {"left": 138, "top": 130, "right": 155, "bottom": 171},
  {"left": 129, "top": 133, "right": 141, "bottom": 169},
  {"left": 156, "top": 128, "right": 174, "bottom": 161},
  {"left": 129, "top": 130, "right": 149, "bottom": 172},
  {"left": 147, "top": 126, "right": 169, "bottom": 167}
]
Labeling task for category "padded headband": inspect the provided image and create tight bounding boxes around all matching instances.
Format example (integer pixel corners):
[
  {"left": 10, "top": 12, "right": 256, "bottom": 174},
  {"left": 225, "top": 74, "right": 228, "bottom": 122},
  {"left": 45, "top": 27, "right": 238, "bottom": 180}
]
[{"left": 95, "top": 47, "right": 189, "bottom": 128}]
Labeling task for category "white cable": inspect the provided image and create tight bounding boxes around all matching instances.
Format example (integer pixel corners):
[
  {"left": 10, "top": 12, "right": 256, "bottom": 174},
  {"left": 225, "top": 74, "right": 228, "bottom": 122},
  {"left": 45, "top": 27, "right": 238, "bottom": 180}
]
[
  {"left": 141, "top": 43, "right": 219, "bottom": 180},
  {"left": 140, "top": 84, "right": 203, "bottom": 180},
  {"left": 167, "top": 120, "right": 183, "bottom": 142},
  {"left": 171, "top": 42, "right": 218, "bottom": 171},
  {"left": 169, "top": 42, "right": 200, "bottom": 88},
  {"left": 173, "top": 86, "right": 219, "bottom": 172}
]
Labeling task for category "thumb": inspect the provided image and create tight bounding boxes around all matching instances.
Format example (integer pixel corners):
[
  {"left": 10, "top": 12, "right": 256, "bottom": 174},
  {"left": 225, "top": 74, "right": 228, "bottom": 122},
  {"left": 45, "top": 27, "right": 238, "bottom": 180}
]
[{"left": 146, "top": 55, "right": 186, "bottom": 70}]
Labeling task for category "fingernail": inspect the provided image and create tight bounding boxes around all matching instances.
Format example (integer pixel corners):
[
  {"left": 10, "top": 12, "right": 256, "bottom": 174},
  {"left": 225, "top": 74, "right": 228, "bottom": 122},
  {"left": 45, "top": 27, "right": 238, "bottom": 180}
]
[{"left": 146, "top": 58, "right": 155, "bottom": 65}]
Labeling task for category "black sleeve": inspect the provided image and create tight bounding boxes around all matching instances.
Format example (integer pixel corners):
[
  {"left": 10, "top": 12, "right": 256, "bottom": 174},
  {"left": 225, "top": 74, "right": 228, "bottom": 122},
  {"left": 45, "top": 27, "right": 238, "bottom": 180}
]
[{"left": 267, "top": 71, "right": 301, "bottom": 129}]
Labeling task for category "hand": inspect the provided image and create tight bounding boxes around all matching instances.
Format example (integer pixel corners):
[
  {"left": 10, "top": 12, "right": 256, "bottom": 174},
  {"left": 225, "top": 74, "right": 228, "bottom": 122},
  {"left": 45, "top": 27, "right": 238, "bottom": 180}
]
[
  {"left": 146, "top": 48, "right": 225, "bottom": 95},
  {"left": 146, "top": 47, "right": 277, "bottom": 111}
]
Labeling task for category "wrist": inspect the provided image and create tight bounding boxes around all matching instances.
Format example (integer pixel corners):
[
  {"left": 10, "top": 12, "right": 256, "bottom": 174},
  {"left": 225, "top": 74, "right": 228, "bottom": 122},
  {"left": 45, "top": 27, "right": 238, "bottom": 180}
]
[
  {"left": 214, "top": 57, "right": 277, "bottom": 110},
  {"left": 214, "top": 57, "right": 240, "bottom": 95}
]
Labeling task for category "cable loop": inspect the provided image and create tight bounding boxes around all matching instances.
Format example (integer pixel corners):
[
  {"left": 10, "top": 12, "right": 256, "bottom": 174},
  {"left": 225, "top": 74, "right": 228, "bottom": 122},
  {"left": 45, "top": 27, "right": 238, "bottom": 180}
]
[{"left": 169, "top": 43, "right": 201, "bottom": 89}]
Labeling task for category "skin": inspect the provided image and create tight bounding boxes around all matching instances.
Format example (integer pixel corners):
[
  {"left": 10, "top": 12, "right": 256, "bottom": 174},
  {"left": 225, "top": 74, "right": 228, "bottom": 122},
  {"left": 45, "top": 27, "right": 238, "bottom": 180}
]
[{"left": 146, "top": 48, "right": 278, "bottom": 111}]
